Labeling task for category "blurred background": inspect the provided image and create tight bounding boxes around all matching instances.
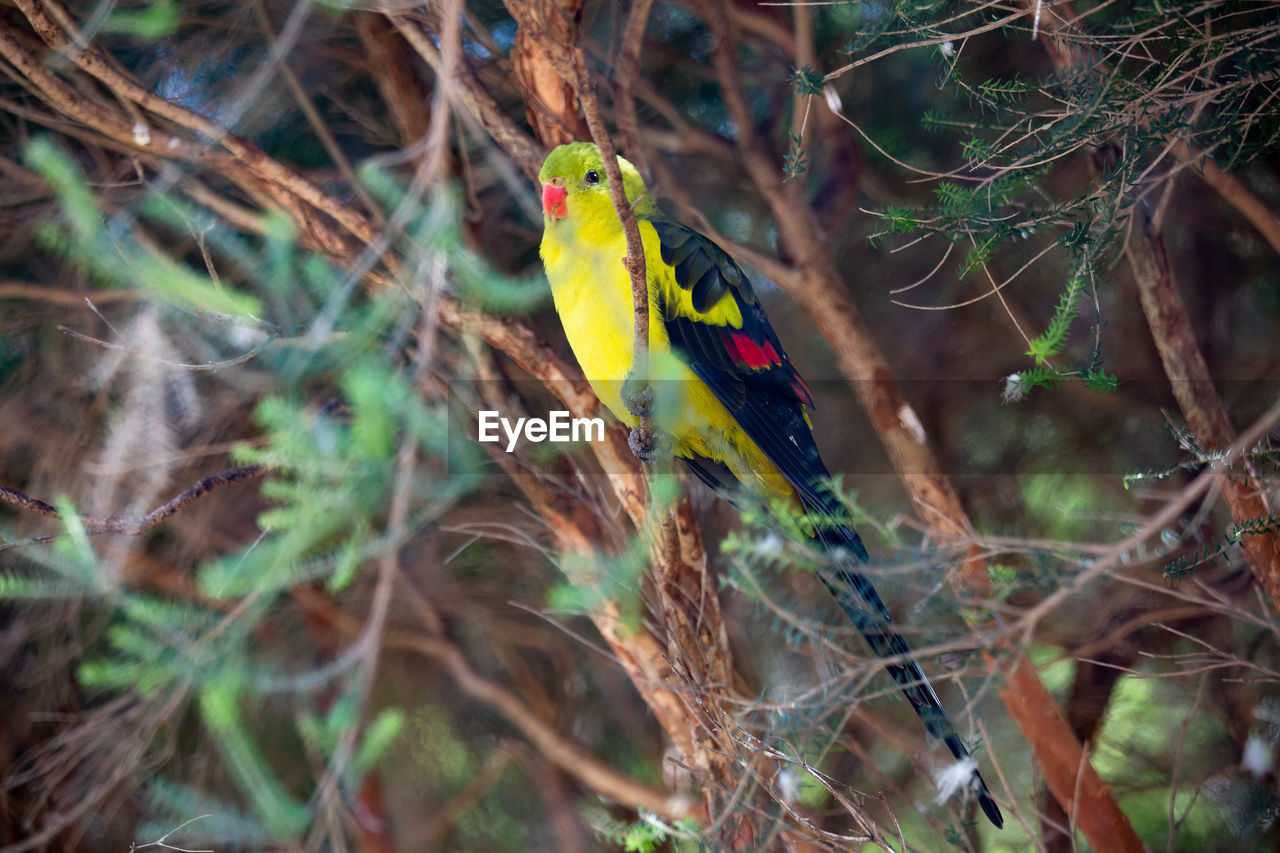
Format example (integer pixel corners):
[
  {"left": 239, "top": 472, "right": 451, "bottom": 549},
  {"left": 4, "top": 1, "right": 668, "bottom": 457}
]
[{"left": 1, "top": 0, "right": 1279, "bottom": 850}]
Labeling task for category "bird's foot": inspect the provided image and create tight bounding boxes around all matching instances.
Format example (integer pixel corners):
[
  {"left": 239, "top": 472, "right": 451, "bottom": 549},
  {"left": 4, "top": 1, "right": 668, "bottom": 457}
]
[
  {"left": 627, "top": 425, "right": 664, "bottom": 464},
  {"left": 621, "top": 373, "right": 653, "bottom": 419}
]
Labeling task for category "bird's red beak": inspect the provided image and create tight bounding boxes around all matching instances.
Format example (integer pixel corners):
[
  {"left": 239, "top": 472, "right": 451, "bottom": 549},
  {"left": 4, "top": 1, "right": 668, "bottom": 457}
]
[{"left": 542, "top": 179, "right": 568, "bottom": 219}]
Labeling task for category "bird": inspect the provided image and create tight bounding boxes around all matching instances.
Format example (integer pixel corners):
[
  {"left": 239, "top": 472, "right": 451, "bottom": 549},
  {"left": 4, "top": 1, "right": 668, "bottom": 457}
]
[{"left": 537, "top": 141, "right": 1003, "bottom": 829}]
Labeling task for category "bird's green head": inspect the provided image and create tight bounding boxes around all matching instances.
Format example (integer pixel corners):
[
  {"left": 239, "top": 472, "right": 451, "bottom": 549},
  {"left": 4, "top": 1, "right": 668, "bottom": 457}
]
[{"left": 538, "top": 142, "right": 651, "bottom": 225}]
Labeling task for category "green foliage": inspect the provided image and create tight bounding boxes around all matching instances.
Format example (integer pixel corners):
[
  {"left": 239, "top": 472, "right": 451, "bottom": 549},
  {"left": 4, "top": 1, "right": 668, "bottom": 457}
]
[
  {"left": 788, "top": 65, "right": 827, "bottom": 97},
  {"left": 974, "top": 74, "right": 1037, "bottom": 106},
  {"left": 956, "top": 231, "right": 1001, "bottom": 280},
  {"left": 1027, "top": 272, "right": 1085, "bottom": 364},
  {"left": 358, "top": 165, "right": 546, "bottom": 316},
  {"left": 855, "top": 1, "right": 1280, "bottom": 397},
  {"left": 549, "top": 536, "right": 650, "bottom": 631},
  {"left": 0, "top": 143, "right": 517, "bottom": 845},
  {"left": 583, "top": 806, "right": 698, "bottom": 853},
  {"left": 782, "top": 131, "right": 809, "bottom": 182},
  {"left": 959, "top": 135, "right": 997, "bottom": 166},
  {"left": 881, "top": 205, "right": 917, "bottom": 235},
  {"left": 821, "top": 476, "right": 903, "bottom": 549},
  {"left": 623, "top": 820, "right": 668, "bottom": 852},
  {"left": 298, "top": 699, "right": 405, "bottom": 781},
  {"left": 987, "top": 563, "right": 1018, "bottom": 591},
  {"left": 0, "top": 572, "right": 73, "bottom": 599},
  {"left": 1161, "top": 539, "right": 1233, "bottom": 581},
  {"left": 1002, "top": 363, "right": 1117, "bottom": 402},
  {"left": 1161, "top": 511, "right": 1280, "bottom": 580},
  {"left": 26, "top": 139, "right": 262, "bottom": 318},
  {"left": 199, "top": 352, "right": 461, "bottom": 598},
  {"left": 102, "top": 0, "right": 182, "bottom": 39},
  {"left": 353, "top": 707, "right": 406, "bottom": 775},
  {"left": 921, "top": 110, "right": 972, "bottom": 133},
  {"left": 1228, "top": 511, "right": 1280, "bottom": 545},
  {"left": 199, "top": 683, "right": 310, "bottom": 839}
]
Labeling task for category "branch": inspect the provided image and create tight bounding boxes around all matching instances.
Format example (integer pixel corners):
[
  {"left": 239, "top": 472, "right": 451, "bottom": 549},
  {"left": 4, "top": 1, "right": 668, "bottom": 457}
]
[
  {"left": 387, "top": 11, "right": 544, "bottom": 181},
  {"left": 13, "top": 0, "right": 377, "bottom": 248},
  {"left": 0, "top": 466, "right": 265, "bottom": 550},
  {"left": 614, "top": 0, "right": 655, "bottom": 182},
  {"left": 999, "top": 658, "right": 1145, "bottom": 853},
  {"left": 292, "top": 588, "right": 692, "bottom": 822},
  {"left": 1174, "top": 140, "right": 1280, "bottom": 257},
  {"left": 0, "top": 16, "right": 364, "bottom": 260},
  {"left": 1125, "top": 205, "right": 1280, "bottom": 603},
  {"left": 506, "top": 0, "right": 589, "bottom": 146},
  {"left": 1026, "top": 0, "right": 1280, "bottom": 258},
  {"left": 570, "top": 47, "right": 655, "bottom": 460},
  {"left": 0, "top": 283, "right": 141, "bottom": 306}
]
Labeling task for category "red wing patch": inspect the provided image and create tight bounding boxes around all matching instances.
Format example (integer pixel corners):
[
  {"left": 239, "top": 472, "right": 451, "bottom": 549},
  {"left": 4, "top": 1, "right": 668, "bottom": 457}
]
[
  {"left": 724, "top": 329, "right": 781, "bottom": 369},
  {"left": 718, "top": 327, "right": 814, "bottom": 406}
]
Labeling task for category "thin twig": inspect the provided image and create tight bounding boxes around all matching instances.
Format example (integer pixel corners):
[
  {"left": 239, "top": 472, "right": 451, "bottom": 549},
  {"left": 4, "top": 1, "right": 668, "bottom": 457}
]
[
  {"left": 570, "top": 46, "right": 653, "bottom": 460},
  {"left": 0, "top": 466, "right": 265, "bottom": 550},
  {"left": 613, "top": 0, "right": 655, "bottom": 182}
]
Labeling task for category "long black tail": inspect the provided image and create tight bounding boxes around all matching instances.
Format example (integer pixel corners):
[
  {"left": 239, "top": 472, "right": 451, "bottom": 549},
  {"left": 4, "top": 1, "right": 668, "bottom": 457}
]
[
  {"left": 808, "top": 509, "right": 1004, "bottom": 829},
  {"left": 680, "top": 450, "right": 1002, "bottom": 826}
]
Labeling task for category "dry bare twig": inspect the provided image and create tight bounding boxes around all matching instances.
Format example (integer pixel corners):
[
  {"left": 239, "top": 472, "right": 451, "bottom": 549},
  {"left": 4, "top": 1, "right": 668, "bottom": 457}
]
[{"left": 0, "top": 465, "right": 265, "bottom": 551}]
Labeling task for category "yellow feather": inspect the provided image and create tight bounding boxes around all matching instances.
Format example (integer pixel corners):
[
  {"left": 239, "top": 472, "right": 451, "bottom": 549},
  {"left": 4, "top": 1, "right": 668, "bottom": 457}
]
[{"left": 538, "top": 144, "right": 792, "bottom": 497}]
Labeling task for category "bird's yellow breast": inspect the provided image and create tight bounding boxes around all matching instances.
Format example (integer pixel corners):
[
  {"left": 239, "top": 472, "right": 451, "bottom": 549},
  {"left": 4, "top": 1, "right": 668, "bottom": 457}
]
[
  {"left": 540, "top": 217, "right": 670, "bottom": 422},
  {"left": 540, "top": 217, "right": 792, "bottom": 496}
]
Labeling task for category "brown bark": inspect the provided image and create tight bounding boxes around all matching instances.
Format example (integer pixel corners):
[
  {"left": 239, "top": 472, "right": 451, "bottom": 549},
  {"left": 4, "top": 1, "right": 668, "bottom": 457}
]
[
  {"left": 508, "top": 0, "right": 589, "bottom": 146},
  {"left": 354, "top": 13, "right": 434, "bottom": 147},
  {"left": 1041, "top": 649, "right": 1134, "bottom": 853},
  {"left": 1001, "top": 658, "right": 1147, "bottom": 852},
  {"left": 1126, "top": 208, "right": 1280, "bottom": 602}
]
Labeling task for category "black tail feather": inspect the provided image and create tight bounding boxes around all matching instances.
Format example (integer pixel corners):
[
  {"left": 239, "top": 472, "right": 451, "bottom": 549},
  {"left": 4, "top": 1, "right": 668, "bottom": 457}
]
[
  {"left": 676, "top": 438, "right": 1004, "bottom": 827},
  {"left": 802, "top": 495, "right": 1004, "bottom": 828}
]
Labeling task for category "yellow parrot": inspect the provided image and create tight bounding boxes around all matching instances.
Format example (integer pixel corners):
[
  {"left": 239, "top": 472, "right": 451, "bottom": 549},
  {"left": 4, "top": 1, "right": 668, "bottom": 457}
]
[{"left": 538, "top": 142, "right": 1002, "bottom": 829}]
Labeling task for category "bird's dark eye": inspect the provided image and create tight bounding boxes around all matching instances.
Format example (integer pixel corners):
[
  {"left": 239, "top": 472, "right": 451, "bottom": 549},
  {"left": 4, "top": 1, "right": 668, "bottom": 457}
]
[{"left": 583, "top": 169, "right": 599, "bottom": 185}]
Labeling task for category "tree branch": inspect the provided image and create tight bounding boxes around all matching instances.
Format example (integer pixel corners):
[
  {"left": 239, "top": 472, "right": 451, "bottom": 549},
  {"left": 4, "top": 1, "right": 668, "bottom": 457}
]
[
  {"left": 1028, "top": 0, "right": 1280, "bottom": 258},
  {"left": 0, "top": 466, "right": 265, "bottom": 549},
  {"left": 1125, "top": 205, "right": 1280, "bottom": 602},
  {"left": 570, "top": 47, "right": 655, "bottom": 460},
  {"left": 614, "top": 0, "right": 655, "bottom": 182},
  {"left": 293, "top": 586, "right": 692, "bottom": 822}
]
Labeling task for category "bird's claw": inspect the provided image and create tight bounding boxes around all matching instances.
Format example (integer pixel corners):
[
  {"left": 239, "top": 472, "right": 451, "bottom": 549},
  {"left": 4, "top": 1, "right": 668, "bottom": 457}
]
[
  {"left": 628, "top": 425, "right": 662, "bottom": 464},
  {"left": 621, "top": 374, "right": 653, "bottom": 419}
]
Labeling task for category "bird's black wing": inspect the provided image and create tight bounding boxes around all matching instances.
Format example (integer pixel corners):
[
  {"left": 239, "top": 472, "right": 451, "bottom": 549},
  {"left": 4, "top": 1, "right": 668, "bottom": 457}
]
[{"left": 642, "top": 211, "right": 1004, "bottom": 829}]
